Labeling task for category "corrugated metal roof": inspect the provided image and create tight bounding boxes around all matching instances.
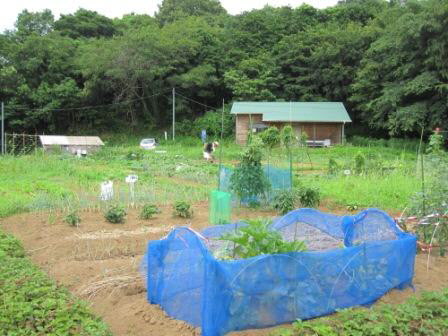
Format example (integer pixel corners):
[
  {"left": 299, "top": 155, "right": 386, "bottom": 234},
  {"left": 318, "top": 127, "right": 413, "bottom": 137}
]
[
  {"left": 39, "top": 136, "right": 104, "bottom": 146},
  {"left": 231, "top": 102, "right": 352, "bottom": 123}
]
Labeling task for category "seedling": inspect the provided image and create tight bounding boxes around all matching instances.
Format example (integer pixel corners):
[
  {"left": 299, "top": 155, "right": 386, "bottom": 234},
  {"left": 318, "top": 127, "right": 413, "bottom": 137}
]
[
  {"left": 140, "top": 204, "right": 160, "bottom": 220},
  {"left": 173, "top": 201, "right": 193, "bottom": 218},
  {"left": 104, "top": 205, "right": 127, "bottom": 224},
  {"left": 64, "top": 210, "right": 81, "bottom": 227}
]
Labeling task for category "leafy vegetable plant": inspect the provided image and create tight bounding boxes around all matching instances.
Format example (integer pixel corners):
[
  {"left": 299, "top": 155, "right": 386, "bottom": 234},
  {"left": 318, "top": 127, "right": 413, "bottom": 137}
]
[
  {"left": 0, "top": 230, "right": 112, "bottom": 335},
  {"left": 140, "top": 204, "right": 160, "bottom": 220},
  {"left": 64, "top": 210, "right": 81, "bottom": 227},
  {"left": 273, "top": 190, "right": 297, "bottom": 215},
  {"left": 297, "top": 186, "right": 321, "bottom": 208},
  {"left": 173, "top": 201, "right": 193, "bottom": 218},
  {"left": 220, "top": 218, "right": 306, "bottom": 259},
  {"left": 104, "top": 204, "right": 127, "bottom": 224}
]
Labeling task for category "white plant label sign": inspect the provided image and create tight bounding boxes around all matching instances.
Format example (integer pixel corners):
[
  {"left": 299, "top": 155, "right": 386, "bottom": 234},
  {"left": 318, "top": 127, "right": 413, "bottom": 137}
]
[
  {"left": 126, "top": 175, "right": 138, "bottom": 205},
  {"left": 100, "top": 181, "right": 114, "bottom": 201}
]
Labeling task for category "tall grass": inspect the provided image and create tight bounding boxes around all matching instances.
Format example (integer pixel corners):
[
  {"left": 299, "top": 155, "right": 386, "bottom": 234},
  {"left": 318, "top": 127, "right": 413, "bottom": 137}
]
[{"left": 301, "top": 171, "right": 419, "bottom": 211}]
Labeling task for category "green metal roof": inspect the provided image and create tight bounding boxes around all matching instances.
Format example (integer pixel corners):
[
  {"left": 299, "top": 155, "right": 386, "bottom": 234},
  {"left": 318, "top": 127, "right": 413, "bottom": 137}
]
[{"left": 231, "top": 102, "right": 352, "bottom": 123}]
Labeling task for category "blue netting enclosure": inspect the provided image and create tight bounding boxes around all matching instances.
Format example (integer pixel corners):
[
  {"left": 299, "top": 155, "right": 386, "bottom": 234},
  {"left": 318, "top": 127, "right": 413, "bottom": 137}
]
[{"left": 141, "top": 208, "right": 416, "bottom": 336}]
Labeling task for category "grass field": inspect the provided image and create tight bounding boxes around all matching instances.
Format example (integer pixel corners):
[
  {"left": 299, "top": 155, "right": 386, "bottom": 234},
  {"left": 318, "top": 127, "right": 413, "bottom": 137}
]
[{"left": 0, "top": 136, "right": 422, "bottom": 218}]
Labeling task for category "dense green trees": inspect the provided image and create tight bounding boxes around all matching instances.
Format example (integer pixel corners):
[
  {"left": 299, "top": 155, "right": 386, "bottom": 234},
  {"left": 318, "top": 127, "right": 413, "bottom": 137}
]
[
  {"left": 0, "top": 0, "right": 447, "bottom": 137},
  {"left": 54, "top": 9, "right": 117, "bottom": 38}
]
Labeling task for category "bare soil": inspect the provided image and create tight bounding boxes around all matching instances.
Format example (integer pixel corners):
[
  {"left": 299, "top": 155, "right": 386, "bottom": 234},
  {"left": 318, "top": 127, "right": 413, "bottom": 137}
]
[{"left": 1, "top": 204, "right": 447, "bottom": 336}]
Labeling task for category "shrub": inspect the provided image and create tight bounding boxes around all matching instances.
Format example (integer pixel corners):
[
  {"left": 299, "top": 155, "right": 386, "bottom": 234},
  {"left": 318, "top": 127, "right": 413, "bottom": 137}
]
[
  {"left": 104, "top": 205, "right": 127, "bottom": 224},
  {"left": 280, "top": 125, "right": 295, "bottom": 150},
  {"left": 219, "top": 218, "right": 307, "bottom": 259},
  {"left": 176, "top": 108, "right": 234, "bottom": 138},
  {"left": 140, "top": 204, "right": 160, "bottom": 220},
  {"left": 230, "top": 136, "right": 271, "bottom": 202},
  {"left": 260, "top": 126, "right": 281, "bottom": 150},
  {"left": 297, "top": 186, "right": 321, "bottom": 208},
  {"left": 273, "top": 190, "right": 297, "bottom": 215},
  {"left": 64, "top": 210, "right": 81, "bottom": 227},
  {"left": 173, "top": 201, "right": 193, "bottom": 218}
]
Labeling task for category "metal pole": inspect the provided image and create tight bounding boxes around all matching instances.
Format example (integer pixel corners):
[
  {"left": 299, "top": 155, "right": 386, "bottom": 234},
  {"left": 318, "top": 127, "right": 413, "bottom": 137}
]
[
  {"left": 172, "top": 88, "right": 175, "bottom": 141},
  {"left": 1, "top": 102, "right": 4, "bottom": 154},
  {"left": 218, "top": 99, "right": 225, "bottom": 190}
]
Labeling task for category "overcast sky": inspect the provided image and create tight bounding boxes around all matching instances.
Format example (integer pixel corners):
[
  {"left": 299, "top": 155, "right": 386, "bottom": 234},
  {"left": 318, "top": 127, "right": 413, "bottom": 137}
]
[{"left": 1, "top": 0, "right": 338, "bottom": 32}]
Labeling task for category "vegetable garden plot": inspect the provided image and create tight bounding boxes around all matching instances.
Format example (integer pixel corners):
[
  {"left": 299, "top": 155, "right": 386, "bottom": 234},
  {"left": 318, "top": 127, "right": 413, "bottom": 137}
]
[{"left": 141, "top": 208, "right": 416, "bottom": 336}]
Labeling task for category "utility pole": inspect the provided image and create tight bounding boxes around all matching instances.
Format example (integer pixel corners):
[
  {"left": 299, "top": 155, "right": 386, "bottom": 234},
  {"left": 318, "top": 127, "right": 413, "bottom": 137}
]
[
  {"left": 172, "top": 88, "right": 175, "bottom": 141},
  {"left": 1, "top": 102, "right": 4, "bottom": 155}
]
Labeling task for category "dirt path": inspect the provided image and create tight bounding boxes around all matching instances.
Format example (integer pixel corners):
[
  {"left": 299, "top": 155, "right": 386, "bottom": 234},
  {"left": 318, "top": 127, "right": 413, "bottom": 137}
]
[{"left": 1, "top": 205, "right": 447, "bottom": 336}]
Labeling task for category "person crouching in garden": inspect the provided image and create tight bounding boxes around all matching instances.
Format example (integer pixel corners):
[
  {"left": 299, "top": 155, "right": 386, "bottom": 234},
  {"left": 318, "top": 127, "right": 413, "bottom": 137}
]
[{"left": 203, "top": 141, "right": 219, "bottom": 162}]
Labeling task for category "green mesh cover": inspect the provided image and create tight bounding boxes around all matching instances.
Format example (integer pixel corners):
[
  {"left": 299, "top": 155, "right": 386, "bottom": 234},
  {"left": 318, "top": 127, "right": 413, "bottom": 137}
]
[{"left": 209, "top": 190, "right": 232, "bottom": 225}]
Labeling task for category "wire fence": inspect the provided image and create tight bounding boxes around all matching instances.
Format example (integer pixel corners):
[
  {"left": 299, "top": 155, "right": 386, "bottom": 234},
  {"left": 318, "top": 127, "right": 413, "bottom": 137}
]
[{"left": 4, "top": 133, "right": 41, "bottom": 155}]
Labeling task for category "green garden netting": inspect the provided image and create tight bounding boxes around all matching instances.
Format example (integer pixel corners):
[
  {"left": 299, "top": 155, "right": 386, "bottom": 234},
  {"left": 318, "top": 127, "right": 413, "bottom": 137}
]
[
  {"left": 219, "top": 165, "right": 292, "bottom": 203},
  {"left": 209, "top": 190, "right": 232, "bottom": 225}
]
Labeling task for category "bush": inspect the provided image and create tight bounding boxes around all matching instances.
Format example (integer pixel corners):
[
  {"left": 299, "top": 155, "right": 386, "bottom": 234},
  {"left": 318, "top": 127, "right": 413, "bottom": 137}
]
[
  {"left": 273, "top": 190, "right": 297, "bottom": 215},
  {"left": 176, "top": 107, "right": 234, "bottom": 138},
  {"left": 104, "top": 205, "right": 127, "bottom": 223},
  {"left": 219, "top": 218, "right": 307, "bottom": 259},
  {"left": 280, "top": 125, "right": 295, "bottom": 149},
  {"left": 140, "top": 204, "right": 160, "bottom": 220},
  {"left": 64, "top": 210, "right": 81, "bottom": 227},
  {"left": 173, "top": 201, "right": 193, "bottom": 218},
  {"left": 230, "top": 136, "right": 271, "bottom": 202},
  {"left": 297, "top": 186, "right": 321, "bottom": 208},
  {"left": 260, "top": 126, "right": 281, "bottom": 150}
]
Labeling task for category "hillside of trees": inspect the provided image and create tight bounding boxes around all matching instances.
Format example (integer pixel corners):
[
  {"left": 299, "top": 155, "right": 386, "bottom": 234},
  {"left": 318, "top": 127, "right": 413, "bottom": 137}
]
[{"left": 0, "top": 0, "right": 447, "bottom": 137}]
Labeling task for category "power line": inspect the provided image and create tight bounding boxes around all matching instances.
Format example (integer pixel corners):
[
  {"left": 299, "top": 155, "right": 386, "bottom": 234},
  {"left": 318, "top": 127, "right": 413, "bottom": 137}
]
[
  {"left": 4, "top": 89, "right": 172, "bottom": 112},
  {"left": 174, "top": 90, "right": 219, "bottom": 111}
]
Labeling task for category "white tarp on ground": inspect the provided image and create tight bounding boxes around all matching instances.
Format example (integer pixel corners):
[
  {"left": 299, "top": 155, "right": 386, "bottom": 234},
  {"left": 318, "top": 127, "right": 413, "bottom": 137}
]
[{"left": 39, "top": 135, "right": 104, "bottom": 146}]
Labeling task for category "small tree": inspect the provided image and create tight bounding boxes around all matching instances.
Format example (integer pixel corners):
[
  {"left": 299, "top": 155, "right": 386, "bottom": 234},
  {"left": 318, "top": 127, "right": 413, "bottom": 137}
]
[
  {"left": 230, "top": 136, "right": 271, "bottom": 204},
  {"left": 260, "top": 126, "right": 281, "bottom": 150}
]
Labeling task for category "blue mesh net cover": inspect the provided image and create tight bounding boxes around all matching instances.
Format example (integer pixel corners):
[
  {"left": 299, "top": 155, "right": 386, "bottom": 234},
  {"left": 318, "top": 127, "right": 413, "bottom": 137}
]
[{"left": 142, "top": 208, "right": 416, "bottom": 336}]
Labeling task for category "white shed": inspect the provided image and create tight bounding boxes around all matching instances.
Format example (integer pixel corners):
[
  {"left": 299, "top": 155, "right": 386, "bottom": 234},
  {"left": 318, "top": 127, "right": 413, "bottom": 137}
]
[{"left": 39, "top": 135, "right": 104, "bottom": 155}]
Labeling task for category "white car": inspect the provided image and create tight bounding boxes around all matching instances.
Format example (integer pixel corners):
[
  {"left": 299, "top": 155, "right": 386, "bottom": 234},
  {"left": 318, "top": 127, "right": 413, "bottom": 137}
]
[{"left": 140, "top": 138, "right": 157, "bottom": 150}]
